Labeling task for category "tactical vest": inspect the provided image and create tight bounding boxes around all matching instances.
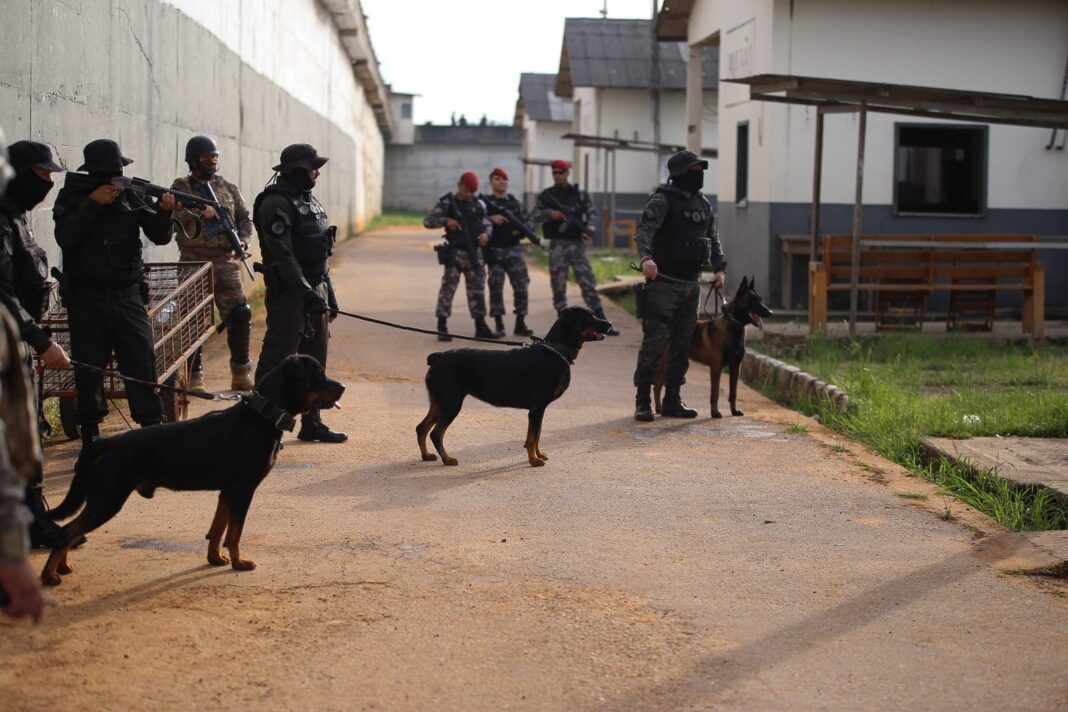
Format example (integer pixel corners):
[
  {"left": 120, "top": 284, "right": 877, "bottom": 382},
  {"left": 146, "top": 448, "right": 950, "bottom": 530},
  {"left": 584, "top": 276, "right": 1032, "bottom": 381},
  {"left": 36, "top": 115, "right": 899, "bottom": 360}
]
[
  {"left": 540, "top": 185, "right": 586, "bottom": 241},
  {"left": 4, "top": 213, "right": 50, "bottom": 320},
  {"left": 56, "top": 179, "right": 147, "bottom": 287},
  {"left": 174, "top": 176, "right": 238, "bottom": 252},
  {"left": 258, "top": 183, "right": 334, "bottom": 278},
  {"left": 442, "top": 193, "right": 485, "bottom": 248},
  {"left": 483, "top": 193, "right": 522, "bottom": 248},
  {"left": 650, "top": 187, "right": 713, "bottom": 281}
]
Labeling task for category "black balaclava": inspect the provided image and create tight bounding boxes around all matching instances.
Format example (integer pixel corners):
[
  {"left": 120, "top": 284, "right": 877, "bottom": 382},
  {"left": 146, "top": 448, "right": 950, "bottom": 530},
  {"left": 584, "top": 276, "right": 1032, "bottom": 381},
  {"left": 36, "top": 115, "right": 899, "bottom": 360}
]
[
  {"left": 671, "top": 170, "right": 704, "bottom": 195},
  {"left": 283, "top": 168, "right": 316, "bottom": 192},
  {"left": 6, "top": 171, "right": 54, "bottom": 211}
]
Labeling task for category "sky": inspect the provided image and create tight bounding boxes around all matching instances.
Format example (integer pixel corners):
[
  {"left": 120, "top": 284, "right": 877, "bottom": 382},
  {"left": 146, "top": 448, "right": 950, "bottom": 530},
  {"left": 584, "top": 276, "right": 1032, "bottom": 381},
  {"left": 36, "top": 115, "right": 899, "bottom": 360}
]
[{"left": 361, "top": 0, "right": 660, "bottom": 126}]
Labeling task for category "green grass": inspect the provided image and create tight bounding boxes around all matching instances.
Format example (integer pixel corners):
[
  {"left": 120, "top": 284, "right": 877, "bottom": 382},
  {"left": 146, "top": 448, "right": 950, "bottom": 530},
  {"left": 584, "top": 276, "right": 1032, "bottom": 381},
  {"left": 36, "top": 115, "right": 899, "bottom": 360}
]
[
  {"left": 758, "top": 334, "right": 1068, "bottom": 531},
  {"left": 528, "top": 247, "right": 641, "bottom": 317},
  {"left": 787, "top": 423, "right": 809, "bottom": 435},
  {"left": 362, "top": 210, "right": 425, "bottom": 233}
]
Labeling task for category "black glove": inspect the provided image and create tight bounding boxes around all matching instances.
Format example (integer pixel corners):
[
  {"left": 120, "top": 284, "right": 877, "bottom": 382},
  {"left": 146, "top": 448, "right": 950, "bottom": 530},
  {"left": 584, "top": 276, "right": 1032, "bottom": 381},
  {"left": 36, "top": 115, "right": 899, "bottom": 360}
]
[{"left": 302, "top": 290, "right": 328, "bottom": 316}]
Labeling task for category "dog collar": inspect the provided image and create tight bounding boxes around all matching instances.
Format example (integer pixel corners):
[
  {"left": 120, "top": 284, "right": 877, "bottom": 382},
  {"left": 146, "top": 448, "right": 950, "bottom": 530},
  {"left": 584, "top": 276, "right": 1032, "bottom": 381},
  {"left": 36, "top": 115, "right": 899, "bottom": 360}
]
[
  {"left": 240, "top": 392, "right": 297, "bottom": 432},
  {"left": 535, "top": 341, "right": 576, "bottom": 365}
]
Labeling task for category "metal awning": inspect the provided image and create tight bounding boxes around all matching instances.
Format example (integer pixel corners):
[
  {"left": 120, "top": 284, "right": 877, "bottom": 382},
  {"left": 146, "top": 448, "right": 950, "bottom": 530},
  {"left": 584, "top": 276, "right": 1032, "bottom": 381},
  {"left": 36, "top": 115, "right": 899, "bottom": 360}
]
[{"left": 730, "top": 74, "right": 1068, "bottom": 130}]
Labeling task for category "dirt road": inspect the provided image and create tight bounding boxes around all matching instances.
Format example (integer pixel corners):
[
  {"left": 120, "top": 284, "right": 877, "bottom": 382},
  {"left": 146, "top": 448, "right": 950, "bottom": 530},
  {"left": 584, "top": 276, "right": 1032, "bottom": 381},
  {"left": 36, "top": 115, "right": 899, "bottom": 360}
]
[{"left": 3, "top": 229, "right": 1066, "bottom": 710}]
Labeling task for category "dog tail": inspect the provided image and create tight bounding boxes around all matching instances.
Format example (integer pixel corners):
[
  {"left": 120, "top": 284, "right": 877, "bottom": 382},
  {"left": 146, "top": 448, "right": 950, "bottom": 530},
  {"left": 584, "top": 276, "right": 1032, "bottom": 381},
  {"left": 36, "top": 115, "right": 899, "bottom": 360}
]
[
  {"left": 427, "top": 352, "right": 444, "bottom": 366},
  {"left": 45, "top": 440, "right": 102, "bottom": 521}
]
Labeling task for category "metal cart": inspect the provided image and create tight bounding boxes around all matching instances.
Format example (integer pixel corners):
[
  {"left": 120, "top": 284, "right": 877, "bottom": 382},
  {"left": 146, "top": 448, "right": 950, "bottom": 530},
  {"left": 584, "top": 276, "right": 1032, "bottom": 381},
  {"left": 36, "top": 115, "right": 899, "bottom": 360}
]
[{"left": 36, "top": 262, "right": 216, "bottom": 439}]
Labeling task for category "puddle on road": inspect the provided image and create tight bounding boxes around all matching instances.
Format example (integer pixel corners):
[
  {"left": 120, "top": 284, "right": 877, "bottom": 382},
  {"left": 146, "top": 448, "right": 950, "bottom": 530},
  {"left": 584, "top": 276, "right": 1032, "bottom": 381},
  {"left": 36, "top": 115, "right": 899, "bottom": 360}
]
[
  {"left": 118, "top": 537, "right": 201, "bottom": 553},
  {"left": 319, "top": 539, "right": 426, "bottom": 560},
  {"left": 631, "top": 420, "right": 788, "bottom": 444}
]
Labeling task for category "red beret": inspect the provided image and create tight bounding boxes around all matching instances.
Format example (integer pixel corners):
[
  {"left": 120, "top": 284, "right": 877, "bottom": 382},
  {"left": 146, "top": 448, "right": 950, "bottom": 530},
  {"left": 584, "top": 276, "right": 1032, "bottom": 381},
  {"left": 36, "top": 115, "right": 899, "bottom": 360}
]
[
  {"left": 459, "top": 171, "right": 479, "bottom": 192},
  {"left": 551, "top": 159, "right": 571, "bottom": 171},
  {"left": 490, "top": 167, "right": 509, "bottom": 180}
]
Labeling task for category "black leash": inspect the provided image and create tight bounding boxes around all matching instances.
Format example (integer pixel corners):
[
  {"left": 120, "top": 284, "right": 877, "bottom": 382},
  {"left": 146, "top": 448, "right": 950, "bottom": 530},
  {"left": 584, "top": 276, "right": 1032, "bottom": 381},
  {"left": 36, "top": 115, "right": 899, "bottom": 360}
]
[
  {"left": 628, "top": 262, "right": 725, "bottom": 318},
  {"left": 67, "top": 360, "right": 242, "bottom": 402},
  {"left": 329, "top": 308, "right": 531, "bottom": 347}
]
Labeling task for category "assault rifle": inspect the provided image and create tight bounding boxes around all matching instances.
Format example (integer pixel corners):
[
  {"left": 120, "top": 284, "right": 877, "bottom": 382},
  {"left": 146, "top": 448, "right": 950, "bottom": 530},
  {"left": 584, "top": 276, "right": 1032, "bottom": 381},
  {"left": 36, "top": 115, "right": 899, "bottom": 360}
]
[
  {"left": 446, "top": 194, "right": 481, "bottom": 266},
  {"left": 540, "top": 193, "right": 592, "bottom": 241},
  {"left": 112, "top": 176, "right": 255, "bottom": 279},
  {"left": 480, "top": 194, "right": 543, "bottom": 247}
]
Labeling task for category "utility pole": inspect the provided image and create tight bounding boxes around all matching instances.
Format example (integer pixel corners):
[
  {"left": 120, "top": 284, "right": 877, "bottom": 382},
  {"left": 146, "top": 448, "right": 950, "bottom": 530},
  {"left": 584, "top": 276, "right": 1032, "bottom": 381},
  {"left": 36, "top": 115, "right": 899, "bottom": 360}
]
[
  {"left": 651, "top": 0, "right": 661, "bottom": 177},
  {"left": 600, "top": 0, "right": 608, "bottom": 19}
]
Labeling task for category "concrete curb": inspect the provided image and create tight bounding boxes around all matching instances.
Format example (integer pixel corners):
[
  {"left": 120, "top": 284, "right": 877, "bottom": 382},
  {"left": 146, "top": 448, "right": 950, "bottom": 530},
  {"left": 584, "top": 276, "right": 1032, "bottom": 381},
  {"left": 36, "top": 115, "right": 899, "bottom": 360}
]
[{"left": 740, "top": 348, "right": 850, "bottom": 413}]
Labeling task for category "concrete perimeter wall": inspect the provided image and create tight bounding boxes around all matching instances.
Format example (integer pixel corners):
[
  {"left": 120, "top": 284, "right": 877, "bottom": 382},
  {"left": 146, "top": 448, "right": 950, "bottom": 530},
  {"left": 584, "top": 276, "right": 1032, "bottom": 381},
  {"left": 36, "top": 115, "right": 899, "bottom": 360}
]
[{"left": 0, "top": 0, "right": 385, "bottom": 270}]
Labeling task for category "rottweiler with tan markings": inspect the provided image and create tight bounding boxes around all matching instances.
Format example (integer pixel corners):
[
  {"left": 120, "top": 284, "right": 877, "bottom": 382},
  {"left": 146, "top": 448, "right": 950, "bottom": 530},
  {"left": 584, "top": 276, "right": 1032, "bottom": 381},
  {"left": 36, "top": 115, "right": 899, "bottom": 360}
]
[
  {"left": 41, "top": 355, "right": 345, "bottom": 586},
  {"left": 655, "top": 276, "right": 773, "bottom": 418},
  {"left": 417, "top": 306, "right": 611, "bottom": 467}
]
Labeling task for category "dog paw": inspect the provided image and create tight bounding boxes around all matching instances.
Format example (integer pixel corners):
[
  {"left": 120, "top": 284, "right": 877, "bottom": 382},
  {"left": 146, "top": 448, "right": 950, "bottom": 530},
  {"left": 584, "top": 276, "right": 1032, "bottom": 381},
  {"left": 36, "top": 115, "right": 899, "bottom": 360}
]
[
  {"left": 536, "top": 452, "right": 549, "bottom": 461},
  {"left": 710, "top": 410, "right": 723, "bottom": 419},
  {"left": 528, "top": 458, "right": 546, "bottom": 467},
  {"left": 231, "top": 559, "right": 256, "bottom": 571},
  {"left": 442, "top": 457, "right": 458, "bottom": 466},
  {"left": 208, "top": 553, "right": 230, "bottom": 566},
  {"left": 731, "top": 409, "right": 744, "bottom": 417},
  {"left": 421, "top": 453, "right": 438, "bottom": 462},
  {"left": 41, "top": 572, "right": 62, "bottom": 586},
  {"left": 57, "top": 562, "right": 73, "bottom": 575}
]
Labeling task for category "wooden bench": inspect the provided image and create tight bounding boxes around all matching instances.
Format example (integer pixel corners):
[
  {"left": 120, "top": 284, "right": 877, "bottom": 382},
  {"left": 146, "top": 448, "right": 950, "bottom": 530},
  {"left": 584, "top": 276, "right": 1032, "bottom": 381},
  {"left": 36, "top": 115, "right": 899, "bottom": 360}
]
[{"left": 808, "top": 234, "right": 1045, "bottom": 336}]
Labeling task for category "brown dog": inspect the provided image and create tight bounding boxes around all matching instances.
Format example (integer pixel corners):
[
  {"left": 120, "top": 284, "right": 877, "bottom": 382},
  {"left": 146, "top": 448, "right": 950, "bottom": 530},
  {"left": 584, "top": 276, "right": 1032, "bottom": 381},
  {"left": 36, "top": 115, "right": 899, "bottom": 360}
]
[{"left": 655, "top": 276, "right": 772, "bottom": 418}]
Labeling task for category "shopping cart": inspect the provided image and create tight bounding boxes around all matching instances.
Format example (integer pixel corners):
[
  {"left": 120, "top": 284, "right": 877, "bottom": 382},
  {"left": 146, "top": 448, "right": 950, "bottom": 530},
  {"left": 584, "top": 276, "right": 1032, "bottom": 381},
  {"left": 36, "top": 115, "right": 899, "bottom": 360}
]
[{"left": 36, "top": 262, "right": 216, "bottom": 439}]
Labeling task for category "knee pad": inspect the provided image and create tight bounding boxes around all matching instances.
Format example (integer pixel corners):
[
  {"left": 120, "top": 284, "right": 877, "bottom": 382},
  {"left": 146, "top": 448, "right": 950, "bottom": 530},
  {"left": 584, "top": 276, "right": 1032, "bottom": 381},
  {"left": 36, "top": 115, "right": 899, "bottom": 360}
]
[{"left": 227, "top": 302, "right": 252, "bottom": 327}]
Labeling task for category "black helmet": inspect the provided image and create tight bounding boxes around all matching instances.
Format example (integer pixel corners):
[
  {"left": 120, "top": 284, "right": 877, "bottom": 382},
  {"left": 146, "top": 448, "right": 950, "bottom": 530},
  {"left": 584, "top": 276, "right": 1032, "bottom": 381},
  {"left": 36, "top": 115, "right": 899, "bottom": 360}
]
[
  {"left": 273, "top": 143, "right": 328, "bottom": 173},
  {"left": 185, "top": 135, "right": 219, "bottom": 164},
  {"left": 667, "top": 149, "right": 708, "bottom": 178},
  {"left": 77, "top": 139, "right": 133, "bottom": 173}
]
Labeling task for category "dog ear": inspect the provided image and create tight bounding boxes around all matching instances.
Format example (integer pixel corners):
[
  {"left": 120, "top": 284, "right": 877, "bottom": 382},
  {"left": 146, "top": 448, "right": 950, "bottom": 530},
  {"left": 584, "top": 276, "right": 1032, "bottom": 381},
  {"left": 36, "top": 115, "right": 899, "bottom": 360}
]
[
  {"left": 749, "top": 276, "right": 756, "bottom": 291},
  {"left": 735, "top": 276, "right": 748, "bottom": 299}
]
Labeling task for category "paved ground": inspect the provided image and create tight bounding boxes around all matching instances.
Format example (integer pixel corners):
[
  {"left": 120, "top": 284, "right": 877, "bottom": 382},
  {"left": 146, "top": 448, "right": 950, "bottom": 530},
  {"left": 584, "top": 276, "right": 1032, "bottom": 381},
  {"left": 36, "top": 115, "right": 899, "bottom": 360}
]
[{"left": 2, "top": 228, "right": 1066, "bottom": 711}]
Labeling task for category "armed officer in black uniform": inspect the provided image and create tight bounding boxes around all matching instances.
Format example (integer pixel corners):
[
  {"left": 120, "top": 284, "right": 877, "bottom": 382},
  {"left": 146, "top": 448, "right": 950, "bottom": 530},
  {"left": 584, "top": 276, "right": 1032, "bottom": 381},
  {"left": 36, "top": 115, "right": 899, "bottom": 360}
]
[
  {"left": 252, "top": 143, "right": 345, "bottom": 443},
  {"left": 633, "top": 150, "right": 726, "bottom": 421},
  {"left": 52, "top": 139, "right": 178, "bottom": 446},
  {"left": 0, "top": 140, "right": 70, "bottom": 548}
]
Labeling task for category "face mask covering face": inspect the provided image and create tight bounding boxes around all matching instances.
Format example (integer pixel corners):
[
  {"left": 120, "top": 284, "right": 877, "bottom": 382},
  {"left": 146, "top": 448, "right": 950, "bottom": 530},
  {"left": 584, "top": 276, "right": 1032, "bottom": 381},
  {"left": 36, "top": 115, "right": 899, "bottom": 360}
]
[
  {"left": 7, "top": 171, "right": 54, "bottom": 211},
  {"left": 284, "top": 170, "right": 316, "bottom": 191},
  {"left": 672, "top": 170, "right": 704, "bottom": 195}
]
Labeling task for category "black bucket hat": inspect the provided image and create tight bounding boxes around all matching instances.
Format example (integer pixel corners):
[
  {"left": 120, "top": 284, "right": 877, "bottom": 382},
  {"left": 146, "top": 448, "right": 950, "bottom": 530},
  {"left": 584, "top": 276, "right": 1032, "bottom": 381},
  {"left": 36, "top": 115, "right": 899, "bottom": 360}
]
[
  {"left": 667, "top": 149, "right": 708, "bottom": 178},
  {"left": 77, "top": 139, "right": 133, "bottom": 172},
  {"left": 273, "top": 143, "right": 329, "bottom": 173},
  {"left": 8, "top": 140, "right": 64, "bottom": 174}
]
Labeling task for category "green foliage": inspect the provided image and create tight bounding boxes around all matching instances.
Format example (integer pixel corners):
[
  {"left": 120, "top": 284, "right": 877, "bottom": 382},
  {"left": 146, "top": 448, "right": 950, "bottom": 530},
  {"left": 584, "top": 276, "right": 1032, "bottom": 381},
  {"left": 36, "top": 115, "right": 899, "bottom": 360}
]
[
  {"left": 759, "top": 335, "right": 1068, "bottom": 531},
  {"left": 363, "top": 210, "right": 425, "bottom": 233}
]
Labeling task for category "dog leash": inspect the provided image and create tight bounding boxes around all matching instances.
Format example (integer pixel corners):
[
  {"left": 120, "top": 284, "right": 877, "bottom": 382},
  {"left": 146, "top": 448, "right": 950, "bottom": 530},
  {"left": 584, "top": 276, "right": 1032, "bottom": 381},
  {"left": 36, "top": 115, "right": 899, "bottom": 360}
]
[
  {"left": 628, "top": 262, "right": 725, "bottom": 318},
  {"left": 329, "top": 308, "right": 532, "bottom": 347},
  {"left": 66, "top": 360, "right": 243, "bottom": 402}
]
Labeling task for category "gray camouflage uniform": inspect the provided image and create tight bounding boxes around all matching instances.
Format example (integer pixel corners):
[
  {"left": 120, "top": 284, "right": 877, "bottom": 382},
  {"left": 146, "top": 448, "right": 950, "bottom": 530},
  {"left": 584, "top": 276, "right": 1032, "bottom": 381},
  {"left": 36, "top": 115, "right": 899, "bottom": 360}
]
[
  {"left": 424, "top": 193, "right": 491, "bottom": 319},
  {"left": 533, "top": 185, "right": 602, "bottom": 313},
  {"left": 483, "top": 193, "right": 534, "bottom": 318},
  {"left": 0, "top": 305, "right": 40, "bottom": 567}
]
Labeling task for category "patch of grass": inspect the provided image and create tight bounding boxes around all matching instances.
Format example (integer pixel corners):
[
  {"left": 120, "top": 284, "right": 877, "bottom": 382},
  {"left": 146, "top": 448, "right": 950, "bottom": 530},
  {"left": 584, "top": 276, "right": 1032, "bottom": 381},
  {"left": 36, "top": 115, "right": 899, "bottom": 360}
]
[
  {"left": 831, "top": 442, "right": 847, "bottom": 454},
  {"left": 527, "top": 247, "right": 638, "bottom": 284},
  {"left": 362, "top": 210, "right": 425, "bottom": 233},
  {"left": 786, "top": 423, "right": 809, "bottom": 435},
  {"left": 895, "top": 492, "right": 929, "bottom": 500},
  {"left": 757, "top": 335, "right": 1068, "bottom": 531}
]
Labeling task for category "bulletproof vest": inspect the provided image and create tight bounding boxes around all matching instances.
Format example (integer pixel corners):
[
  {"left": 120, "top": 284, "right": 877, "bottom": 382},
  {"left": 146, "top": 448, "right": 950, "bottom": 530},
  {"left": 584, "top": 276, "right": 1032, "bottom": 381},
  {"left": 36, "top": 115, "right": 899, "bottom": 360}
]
[
  {"left": 7, "top": 213, "right": 50, "bottom": 320},
  {"left": 442, "top": 193, "right": 484, "bottom": 247},
  {"left": 540, "top": 185, "right": 586, "bottom": 240},
  {"left": 174, "top": 176, "right": 235, "bottom": 252},
  {"left": 651, "top": 187, "right": 713, "bottom": 281},
  {"left": 484, "top": 193, "right": 522, "bottom": 248},
  {"left": 259, "top": 183, "right": 333, "bottom": 277},
  {"left": 56, "top": 178, "right": 146, "bottom": 286}
]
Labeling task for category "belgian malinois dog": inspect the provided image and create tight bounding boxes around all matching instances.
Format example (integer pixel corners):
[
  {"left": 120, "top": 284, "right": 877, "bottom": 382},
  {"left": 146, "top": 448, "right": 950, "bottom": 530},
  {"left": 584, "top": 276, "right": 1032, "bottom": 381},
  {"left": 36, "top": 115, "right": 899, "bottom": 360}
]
[{"left": 655, "top": 276, "right": 773, "bottom": 418}]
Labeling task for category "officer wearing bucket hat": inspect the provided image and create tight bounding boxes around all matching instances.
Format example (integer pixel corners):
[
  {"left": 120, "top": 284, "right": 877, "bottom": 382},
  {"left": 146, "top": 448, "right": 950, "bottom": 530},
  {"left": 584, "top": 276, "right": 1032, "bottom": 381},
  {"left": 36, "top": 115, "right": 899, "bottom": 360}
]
[
  {"left": 52, "top": 139, "right": 178, "bottom": 445},
  {"left": 251, "top": 143, "right": 345, "bottom": 443},
  {"left": 632, "top": 150, "right": 726, "bottom": 422}
]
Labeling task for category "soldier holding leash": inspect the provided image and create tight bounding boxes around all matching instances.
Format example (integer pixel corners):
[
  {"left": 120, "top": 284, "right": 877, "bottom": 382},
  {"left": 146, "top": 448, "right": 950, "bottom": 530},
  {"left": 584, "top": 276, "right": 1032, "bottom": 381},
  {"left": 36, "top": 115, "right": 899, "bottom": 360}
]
[
  {"left": 252, "top": 143, "right": 345, "bottom": 443},
  {"left": 171, "top": 135, "right": 255, "bottom": 393},
  {"left": 424, "top": 171, "right": 497, "bottom": 342},
  {"left": 632, "top": 150, "right": 726, "bottom": 422},
  {"left": 481, "top": 167, "right": 535, "bottom": 338}
]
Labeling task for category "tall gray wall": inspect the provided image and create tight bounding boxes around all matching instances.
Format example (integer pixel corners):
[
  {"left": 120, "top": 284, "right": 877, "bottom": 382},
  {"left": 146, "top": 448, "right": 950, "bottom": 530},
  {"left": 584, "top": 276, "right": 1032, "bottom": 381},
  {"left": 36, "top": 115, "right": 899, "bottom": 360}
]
[
  {"left": 385, "top": 126, "right": 523, "bottom": 212},
  {"left": 0, "top": 0, "right": 381, "bottom": 268}
]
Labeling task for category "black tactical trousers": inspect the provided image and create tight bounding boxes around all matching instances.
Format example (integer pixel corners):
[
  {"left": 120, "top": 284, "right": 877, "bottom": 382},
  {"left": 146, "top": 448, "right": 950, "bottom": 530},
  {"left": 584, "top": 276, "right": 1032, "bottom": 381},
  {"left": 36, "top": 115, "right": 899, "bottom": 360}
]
[
  {"left": 254, "top": 274, "right": 330, "bottom": 386},
  {"left": 633, "top": 280, "right": 700, "bottom": 387},
  {"left": 67, "top": 287, "right": 163, "bottom": 425}
]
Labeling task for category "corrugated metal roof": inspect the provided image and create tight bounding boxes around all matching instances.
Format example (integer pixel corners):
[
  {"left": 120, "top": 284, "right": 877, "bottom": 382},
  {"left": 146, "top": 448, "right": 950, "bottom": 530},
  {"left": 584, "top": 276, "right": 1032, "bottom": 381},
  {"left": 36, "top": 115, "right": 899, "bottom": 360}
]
[
  {"left": 556, "top": 18, "right": 718, "bottom": 95},
  {"left": 517, "top": 73, "right": 574, "bottom": 124}
]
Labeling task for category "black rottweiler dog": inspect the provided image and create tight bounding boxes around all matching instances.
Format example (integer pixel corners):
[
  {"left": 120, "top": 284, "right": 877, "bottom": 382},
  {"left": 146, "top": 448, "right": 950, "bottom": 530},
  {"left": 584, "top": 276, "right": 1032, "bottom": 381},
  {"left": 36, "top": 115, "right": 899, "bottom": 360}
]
[
  {"left": 40, "top": 355, "right": 345, "bottom": 586},
  {"left": 417, "top": 306, "right": 612, "bottom": 467}
]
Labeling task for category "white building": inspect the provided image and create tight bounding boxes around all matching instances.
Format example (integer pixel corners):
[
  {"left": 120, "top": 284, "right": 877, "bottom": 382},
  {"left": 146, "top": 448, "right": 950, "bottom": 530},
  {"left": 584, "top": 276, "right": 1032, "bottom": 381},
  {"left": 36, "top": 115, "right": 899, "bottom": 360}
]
[
  {"left": 552, "top": 18, "right": 720, "bottom": 245},
  {"left": 659, "top": 0, "right": 1068, "bottom": 308},
  {"left": 515, "top": 73, "right": 574, "bottom": 209}
]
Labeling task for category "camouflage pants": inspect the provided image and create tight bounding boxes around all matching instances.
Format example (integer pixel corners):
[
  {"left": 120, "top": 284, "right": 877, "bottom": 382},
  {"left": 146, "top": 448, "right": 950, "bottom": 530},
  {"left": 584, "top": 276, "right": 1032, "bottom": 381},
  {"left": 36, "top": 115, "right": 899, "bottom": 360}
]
[
  {"left": 633, "top": 280, "right": 700, "bottom": 387},
  {"left": 436, "top": 249, "right": 487, "bottom": 319},
  {"left": 487, "top": 246, "right": 530, "bottom": 317},
  {"left": 181, "top": 256, "right": 250, "bottom": 368},
  {"left": 549, "top": 239, "right": 602, "bottom": 314}
]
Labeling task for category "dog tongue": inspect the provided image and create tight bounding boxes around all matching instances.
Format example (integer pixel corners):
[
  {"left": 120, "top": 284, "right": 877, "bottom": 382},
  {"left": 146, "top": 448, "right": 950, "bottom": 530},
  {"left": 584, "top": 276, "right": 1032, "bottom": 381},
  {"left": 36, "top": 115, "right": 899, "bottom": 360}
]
[{"left": 750, "top": 313, "right": 764, "bottom": 330}]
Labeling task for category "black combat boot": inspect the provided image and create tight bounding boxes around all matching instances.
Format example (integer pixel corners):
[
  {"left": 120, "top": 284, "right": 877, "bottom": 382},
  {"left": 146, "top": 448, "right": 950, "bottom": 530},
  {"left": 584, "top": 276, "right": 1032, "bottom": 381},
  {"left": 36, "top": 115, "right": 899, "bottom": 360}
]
[
  {"left": 634, "top": 385, "right": 655, "bottom": 422},
  {"left": 595, "top": 308, "right": 620, "bottom": 336},
  {"left": 474, "top": 318, "right": 501, "bottom": 339},
  {"left": 514, "top": 315, "right": 534, "bottom": 337},
  {"left": 661, "top": 386, "right": 698, "bottom": 418},
  {"left": 437, "top": 317, "right": 452, "bottom": 342},
  {"left": 298, "top": 408, "right": 348, "bottom": 443},
  {"left": 26, "top": 482, "right": 67, "bottom": 549},
  {"left": 493, "top": 315, "right": 506, "bottom": 337}
]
